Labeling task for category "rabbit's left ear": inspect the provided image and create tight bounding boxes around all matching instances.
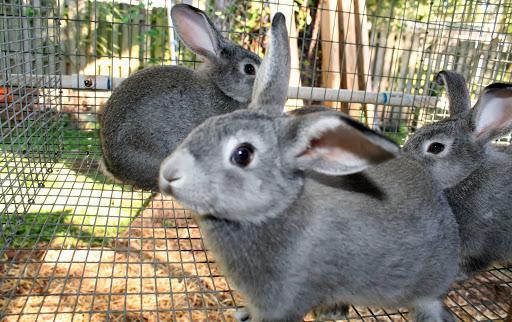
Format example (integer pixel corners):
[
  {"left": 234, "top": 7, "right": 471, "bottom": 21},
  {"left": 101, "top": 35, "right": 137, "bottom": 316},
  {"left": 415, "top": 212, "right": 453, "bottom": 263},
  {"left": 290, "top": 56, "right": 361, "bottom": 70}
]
[
  {"left": 436, "top": 70, "right": 471, "bottom": 116},
  {"left": 471, "top": 83, "right": 512, "bottom": 145},
  {"left": 171, "top": 4, "right": 224, "bottom": 61},
  {"left": 283, "top": 112, "right": 400, "bottom": 176},
  {"left": 248, "top": 13, "right": 290, "bottom": 117}
]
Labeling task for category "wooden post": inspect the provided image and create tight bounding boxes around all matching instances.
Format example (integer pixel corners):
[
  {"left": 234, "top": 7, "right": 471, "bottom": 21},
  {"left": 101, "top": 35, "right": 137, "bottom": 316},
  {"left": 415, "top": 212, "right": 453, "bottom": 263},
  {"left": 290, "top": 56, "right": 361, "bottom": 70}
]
[
  {"left": 338, "top": 0, "right": 365, "bottom": 120},
  {"left": 338, "top": 0, "right": 374, "bottom": 125},
  {"left": 32, "top": 0, "right": 44, "bottom": 74},
  {"left": 307, "top": 2, "right": 322, "bottom": 65},
  {"left": 320, "top": 0, "right": 344, "bottom": 110},
  {"left": 21, "top": 0, "right": 32, "bottom": 74},
  {"left": 353, "top": 0, "right": 374, "bottom": 126},
  {"left": 321, "top": 0, "right": 373, "bottom": 122}
]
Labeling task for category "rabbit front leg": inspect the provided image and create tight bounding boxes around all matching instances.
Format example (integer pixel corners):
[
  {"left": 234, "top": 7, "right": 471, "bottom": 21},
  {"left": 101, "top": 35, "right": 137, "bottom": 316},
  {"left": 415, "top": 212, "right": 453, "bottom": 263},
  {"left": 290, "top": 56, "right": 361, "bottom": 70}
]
[
  {"left": 234, "top": 307, "right": 303, "bottom": 322},
  {"left": 234, "top": 307, "right": 251, "bottom": 322},
  {"left": 412, "top": 299, "right": 456, "bottom": 322},
  {"left": 312, "top": 303, "right": 350, "bottom": 321}
]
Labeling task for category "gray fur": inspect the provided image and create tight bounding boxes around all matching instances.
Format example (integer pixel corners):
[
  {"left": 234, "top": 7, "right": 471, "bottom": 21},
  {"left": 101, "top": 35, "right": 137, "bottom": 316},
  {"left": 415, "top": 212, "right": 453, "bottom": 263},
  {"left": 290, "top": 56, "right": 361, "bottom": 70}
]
[
  {"left": 248, "top": 13, "right": 289, "bottom": 116},
  {"left": 436, "top": 70, "right": 471, "bottom": 116},
  {"left": 494, "top": 143, "right": 512, "bottom": 153},
  {"left": 403, "top": 80, "right": 512, "bottom": 277},
  {"left": 435, "top": 70, "right": 511, "bottom": 153},
  {"left": 159, "top": 15, "right": 459, "bottom": 321},
  {"left": 99, "top": 4, "right": 261, "bottom": 190}
]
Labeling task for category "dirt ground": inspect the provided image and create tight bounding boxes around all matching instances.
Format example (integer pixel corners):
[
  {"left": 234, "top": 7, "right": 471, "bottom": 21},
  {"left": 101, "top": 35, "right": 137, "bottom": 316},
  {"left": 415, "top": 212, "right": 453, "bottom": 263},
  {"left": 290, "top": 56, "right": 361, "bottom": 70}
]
[{"left": 0, "top": 196, "right": 510, "bottom": 321}]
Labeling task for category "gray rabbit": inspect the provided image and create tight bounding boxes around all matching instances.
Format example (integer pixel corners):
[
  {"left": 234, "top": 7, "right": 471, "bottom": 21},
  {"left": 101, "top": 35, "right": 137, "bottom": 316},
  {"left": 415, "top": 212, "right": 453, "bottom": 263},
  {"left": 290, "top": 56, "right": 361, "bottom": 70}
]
[
  {"left": 159, "top": 13, "right": 459, "bottom": 322},
  {"left": 432, "top": 70, "right": 512, "bottom": 154},
  {"left": 403, "top": 70, "right": 512, "bottom": 278},
  {"left": 493, "top": 142, "right": 512, "bottom": 153},
  {"left": 99, "top": 4, "right": 261, "bottom": 190}
]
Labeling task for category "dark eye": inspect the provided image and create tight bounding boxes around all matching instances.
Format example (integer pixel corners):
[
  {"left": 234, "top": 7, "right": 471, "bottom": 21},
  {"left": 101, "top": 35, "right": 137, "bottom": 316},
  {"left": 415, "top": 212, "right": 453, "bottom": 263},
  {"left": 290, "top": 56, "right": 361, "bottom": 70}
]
[
  {"left": 231, "top": 143, "right": 255, "bottom": 167},
  {"left": 427, "top": 142, "right": 445, "bottom": 154},
  {"left": 244, "top": 64, "right": 256, "bottom": 75}
]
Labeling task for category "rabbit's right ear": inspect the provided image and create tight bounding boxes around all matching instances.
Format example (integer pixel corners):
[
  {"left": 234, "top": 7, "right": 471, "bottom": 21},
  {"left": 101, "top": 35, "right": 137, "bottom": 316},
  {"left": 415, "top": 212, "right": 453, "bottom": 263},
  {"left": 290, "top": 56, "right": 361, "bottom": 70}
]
[
  {"left": 171, "top": 4, "right": 224, "bottom": 61},
  {"left": 283, "top": 112, "right": 400, "bottom": 176},
  {"left": 436, "top": 70, "right": 470, "bottom": 116},
  {"left": 248, "top": 13, "right": 290, "bottom": 117},
  {"left": 471, "top": 83, "right": 512, "bottom": 145}
]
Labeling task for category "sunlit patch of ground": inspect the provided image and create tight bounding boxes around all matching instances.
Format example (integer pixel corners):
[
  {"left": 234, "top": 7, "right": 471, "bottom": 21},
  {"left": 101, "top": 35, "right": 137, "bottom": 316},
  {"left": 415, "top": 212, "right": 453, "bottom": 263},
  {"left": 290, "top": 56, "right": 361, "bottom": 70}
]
[{"left": 1, "top": 153, "right": 152, "bottom": 248}]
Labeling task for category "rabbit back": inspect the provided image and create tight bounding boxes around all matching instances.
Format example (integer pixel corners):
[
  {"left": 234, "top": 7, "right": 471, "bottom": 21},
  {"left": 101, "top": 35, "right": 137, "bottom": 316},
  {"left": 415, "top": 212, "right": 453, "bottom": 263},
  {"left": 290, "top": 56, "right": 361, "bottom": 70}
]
[
  {"left": 445, "top": 152, "right": 512, "bottom": 274},
  {"left": 305, "top": 155, "right": 459, "bottom": 300},
  {"left": 100, "top": 66, "right": 245, "bottom": 190}
]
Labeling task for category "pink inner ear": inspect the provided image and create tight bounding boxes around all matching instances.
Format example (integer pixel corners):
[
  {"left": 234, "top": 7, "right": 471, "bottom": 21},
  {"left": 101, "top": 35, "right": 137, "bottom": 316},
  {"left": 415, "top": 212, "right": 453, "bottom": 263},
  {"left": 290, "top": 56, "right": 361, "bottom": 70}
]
[
  {"left": 173, "top": 12, "right": 217, "bottom": 57},
  {"left": 307, "top": 127, "right": 395, "bottom": 164},
  {"left": 475, "top": 95, "right": 512, "bottom": 140}
]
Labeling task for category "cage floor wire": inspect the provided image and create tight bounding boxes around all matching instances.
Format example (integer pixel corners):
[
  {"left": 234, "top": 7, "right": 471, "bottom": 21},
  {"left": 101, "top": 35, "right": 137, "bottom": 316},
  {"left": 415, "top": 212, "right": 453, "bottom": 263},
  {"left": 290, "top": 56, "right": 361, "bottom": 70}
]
[
  {"left": 2, "top": 0, "right": 512, "bottom": 320},
  {"left": 0, "top": 153, "right": 510, "bottom": 321}
]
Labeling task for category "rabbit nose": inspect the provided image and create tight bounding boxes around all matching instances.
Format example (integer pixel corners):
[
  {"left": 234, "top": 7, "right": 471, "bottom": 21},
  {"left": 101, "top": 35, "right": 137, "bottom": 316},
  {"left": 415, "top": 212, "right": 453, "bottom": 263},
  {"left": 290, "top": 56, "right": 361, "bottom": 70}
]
[
  {"left": 159, "top": 158, "right": 179, "bottom": 194},
  {"left": 162, "top": 167, "right": 180, "bottom": 183},
  {"left": 159, "top": 163, "right": 179, "bottom": 191},
  {"left": 159, "top": 148, "right": 195, "bottom": 194}
]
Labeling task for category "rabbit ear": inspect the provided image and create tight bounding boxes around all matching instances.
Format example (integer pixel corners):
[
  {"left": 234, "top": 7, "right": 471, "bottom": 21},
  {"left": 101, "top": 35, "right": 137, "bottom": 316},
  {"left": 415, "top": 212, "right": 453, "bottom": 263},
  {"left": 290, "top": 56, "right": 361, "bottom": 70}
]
[
  {"left": 436, "top": 70, "right": 471, "bottom": 116},
  {"left": 171, "top": 4, "right": 224, "bottom": 60},
  {"left": 248, "top": 13, "right": 290, "bottom": 117},
  {"left": 284, "top": 112, "right": 400, "bottom": 176},
  {"left": 471, "top": 83, "right": 512, "bottom": 145}
]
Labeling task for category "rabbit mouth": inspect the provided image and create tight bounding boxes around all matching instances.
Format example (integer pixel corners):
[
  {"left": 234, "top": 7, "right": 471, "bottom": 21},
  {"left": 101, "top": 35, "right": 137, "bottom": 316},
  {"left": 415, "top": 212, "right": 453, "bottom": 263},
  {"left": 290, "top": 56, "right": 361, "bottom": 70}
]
[
  {"left": 159, "top": 176, "right": 180, "bottom": 196},
  {"left": 159, "top": 181, "right": 213, "bottom": 215}
]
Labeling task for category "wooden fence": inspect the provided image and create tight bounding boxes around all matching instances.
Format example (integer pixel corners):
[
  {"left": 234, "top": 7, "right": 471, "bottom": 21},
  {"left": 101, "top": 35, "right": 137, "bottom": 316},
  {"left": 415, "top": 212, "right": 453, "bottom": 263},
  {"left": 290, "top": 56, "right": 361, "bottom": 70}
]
[
  {"left": 52, "top": 1, "right": 512, "bottom": 131},
  {"left": 60, "top": 0, "right": 176, "bottom": 77},
  {"left": 367, "top": 21, "right": 512, "bottom": 129}
]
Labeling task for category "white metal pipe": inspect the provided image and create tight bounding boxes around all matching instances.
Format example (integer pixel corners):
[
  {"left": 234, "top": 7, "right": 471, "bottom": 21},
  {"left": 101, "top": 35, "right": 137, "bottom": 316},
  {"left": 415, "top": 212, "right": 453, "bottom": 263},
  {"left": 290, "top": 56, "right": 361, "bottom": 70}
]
[
  {"left": 288, "top": 86, "right": 439, "bottom": 108},
  {"left": 5, "top": 74, "right": 444, "bottom": 108}
]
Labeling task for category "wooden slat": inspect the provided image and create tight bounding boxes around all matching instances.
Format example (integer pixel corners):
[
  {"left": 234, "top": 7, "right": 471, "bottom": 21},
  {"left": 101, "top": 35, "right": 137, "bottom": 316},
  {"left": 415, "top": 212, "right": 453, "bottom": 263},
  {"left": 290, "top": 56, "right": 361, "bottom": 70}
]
[{"left": 320, "top": 0, "right": 343, "bottom": 110}]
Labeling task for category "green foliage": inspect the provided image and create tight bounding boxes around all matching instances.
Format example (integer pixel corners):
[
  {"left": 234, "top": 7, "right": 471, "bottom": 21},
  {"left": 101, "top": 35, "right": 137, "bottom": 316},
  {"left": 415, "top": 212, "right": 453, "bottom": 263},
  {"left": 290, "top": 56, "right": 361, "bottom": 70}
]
[
  {"left": 1, "top": 112, "right": 153, "bottom": 250},
  {"left": 206, "top": 0, "right": 270, "bottom": 55},
  {"left": 0, "top": 152, "right": 153, "bottom": 249},
  {"left": 1, "top": 211, "right": 69, "bottom": 248},
  {"left": 384, "top": 124, "right": 410, "bottom": 146},
  {"left": 0, "top": 211, "right": 110, "bottom": 249},
  {"left": 294, "top": 0, "right": 315, "bottom": 32}
]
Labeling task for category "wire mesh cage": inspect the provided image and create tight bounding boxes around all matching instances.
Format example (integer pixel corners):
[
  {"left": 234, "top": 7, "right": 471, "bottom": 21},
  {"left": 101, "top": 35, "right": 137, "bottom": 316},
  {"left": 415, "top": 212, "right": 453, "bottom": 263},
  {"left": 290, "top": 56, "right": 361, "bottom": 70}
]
[{"left": 1, "top": 0, "right": 511, "bottom": 321}]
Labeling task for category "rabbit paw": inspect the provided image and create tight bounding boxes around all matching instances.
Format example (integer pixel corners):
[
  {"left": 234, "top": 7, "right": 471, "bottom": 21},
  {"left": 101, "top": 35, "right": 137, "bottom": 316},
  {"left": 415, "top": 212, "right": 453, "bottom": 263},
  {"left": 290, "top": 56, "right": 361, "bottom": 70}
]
[
  {"left": 455, "top": 271, "right": 469, "bottom": 282},
  {"left": 413, "top": 300, "right": 455, "bottom": 322},
  {"left": 234, "top": 307, "right": 251, "bottom": 321},
  {"left": 312, "top": 303, "right": 349, "bottom": 321}
]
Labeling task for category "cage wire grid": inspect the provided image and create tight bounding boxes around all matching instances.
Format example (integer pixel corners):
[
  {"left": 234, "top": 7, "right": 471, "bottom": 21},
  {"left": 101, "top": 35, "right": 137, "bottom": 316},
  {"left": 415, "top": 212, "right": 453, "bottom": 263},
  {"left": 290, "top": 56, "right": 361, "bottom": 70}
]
[{"left": 0, "top": 0, "right": 511, "bottom": 321}]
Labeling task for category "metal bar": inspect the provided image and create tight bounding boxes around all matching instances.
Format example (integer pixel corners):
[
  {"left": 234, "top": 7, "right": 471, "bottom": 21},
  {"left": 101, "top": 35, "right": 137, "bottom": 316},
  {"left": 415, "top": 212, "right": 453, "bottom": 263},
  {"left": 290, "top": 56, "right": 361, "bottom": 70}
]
[{"left": 5, "top": 74, "right": 441, "bottom": 108}]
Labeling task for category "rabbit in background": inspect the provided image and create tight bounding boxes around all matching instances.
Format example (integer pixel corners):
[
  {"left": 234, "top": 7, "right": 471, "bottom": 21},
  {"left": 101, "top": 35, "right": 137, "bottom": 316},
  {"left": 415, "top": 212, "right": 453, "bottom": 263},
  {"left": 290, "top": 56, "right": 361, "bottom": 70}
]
[
  {"left": 99, "top": 4, "right": 261, "bottom": 191},
  {"left": 403, "top": 70, "right": 512, "bottom": 278},
  {"left": 432, "top": 70, "right": 512, "bottom": 154},
  {"left": 159, "top": 13, "right": 459, "bottom": 322}
]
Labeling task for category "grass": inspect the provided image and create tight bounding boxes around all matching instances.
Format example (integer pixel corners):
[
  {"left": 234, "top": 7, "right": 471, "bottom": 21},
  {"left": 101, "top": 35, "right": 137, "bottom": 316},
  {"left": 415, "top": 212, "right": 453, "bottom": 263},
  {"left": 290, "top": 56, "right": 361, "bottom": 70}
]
[
  {"left": 0, "top": 210, "right": 112, "bottom": 249},
  {"left": 1, "top": 116, "right": 153, "bottom": 250}
]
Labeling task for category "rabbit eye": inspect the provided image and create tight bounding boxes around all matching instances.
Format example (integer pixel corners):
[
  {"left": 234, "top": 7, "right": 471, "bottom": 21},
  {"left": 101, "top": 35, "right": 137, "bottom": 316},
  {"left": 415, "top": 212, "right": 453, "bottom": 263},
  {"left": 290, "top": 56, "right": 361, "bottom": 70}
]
[
  {"left": 231, "top": 143, "right": 255, "bottom": 167},
  {"left": 427, "top": 142, "right": 445, "bottom": 154},
  {"left": 244, "top": 64, "right": 256, "bottom": 75}
]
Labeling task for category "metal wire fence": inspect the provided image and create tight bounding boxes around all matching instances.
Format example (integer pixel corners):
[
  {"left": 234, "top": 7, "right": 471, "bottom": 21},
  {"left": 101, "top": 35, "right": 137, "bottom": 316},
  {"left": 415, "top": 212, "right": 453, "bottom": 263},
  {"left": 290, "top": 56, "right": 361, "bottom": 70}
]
[{"left": 0, "top": 0, "right": 511, "bottom": 321}]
